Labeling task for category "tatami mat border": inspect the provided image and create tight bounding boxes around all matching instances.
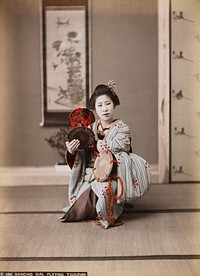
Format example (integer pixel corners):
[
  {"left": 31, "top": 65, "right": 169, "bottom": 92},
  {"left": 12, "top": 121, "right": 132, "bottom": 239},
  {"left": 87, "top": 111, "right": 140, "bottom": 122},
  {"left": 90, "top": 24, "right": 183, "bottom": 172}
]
[
  {"left": 1, "top": 209, "right": 200, "bottom": 215},
  {"left": 1, "top": 255, "right": 200, "bottom": 262}
]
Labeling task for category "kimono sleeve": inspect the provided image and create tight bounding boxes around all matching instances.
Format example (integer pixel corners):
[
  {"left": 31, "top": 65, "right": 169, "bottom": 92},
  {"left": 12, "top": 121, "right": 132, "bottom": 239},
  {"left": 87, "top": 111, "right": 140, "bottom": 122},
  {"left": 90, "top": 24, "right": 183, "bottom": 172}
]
[
  {"left": 97, "top": 121, "right": 131, "bottom": 153},
  {"left": 65, "top": 151, "right": 77, "bottom": 169}
]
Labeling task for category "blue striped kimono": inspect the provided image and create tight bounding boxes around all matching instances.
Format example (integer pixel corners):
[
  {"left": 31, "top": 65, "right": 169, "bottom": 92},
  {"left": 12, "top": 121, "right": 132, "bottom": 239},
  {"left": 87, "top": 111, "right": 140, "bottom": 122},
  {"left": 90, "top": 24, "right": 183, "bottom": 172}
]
[{"left": 62, "top": 119, "right": 151, "bottom": 229}]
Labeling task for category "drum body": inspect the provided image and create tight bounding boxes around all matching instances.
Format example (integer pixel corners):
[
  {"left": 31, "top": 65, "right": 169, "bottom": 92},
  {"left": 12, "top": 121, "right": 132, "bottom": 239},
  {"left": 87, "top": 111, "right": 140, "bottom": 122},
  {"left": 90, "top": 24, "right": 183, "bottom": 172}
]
[
  {"left": 94, "top": 150, "right": 118, "bottom": 181},
  {"left": 67, "top": 127, "right": 95, "bottom": 149}
]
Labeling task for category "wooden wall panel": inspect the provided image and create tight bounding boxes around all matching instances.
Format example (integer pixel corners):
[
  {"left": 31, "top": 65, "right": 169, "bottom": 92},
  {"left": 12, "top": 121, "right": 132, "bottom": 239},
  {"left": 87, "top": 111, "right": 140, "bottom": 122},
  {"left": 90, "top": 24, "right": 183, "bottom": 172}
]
[{"left": 171, "top": 0, "right": 200, "bottom": 182}]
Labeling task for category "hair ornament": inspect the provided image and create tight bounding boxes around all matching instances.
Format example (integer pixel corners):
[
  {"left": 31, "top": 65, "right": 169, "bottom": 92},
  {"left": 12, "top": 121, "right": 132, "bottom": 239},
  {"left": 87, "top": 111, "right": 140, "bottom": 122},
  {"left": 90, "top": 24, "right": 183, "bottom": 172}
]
[{"left": 108, "top": 80, "right": 116, "bottom": 92}]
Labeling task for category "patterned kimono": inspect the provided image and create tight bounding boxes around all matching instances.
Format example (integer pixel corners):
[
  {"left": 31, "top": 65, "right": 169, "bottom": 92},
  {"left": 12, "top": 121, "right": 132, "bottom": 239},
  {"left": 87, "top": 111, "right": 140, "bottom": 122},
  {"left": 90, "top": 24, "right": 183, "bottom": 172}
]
[{"left": 61, "top": 119, "right": 151, "bottom": 229}]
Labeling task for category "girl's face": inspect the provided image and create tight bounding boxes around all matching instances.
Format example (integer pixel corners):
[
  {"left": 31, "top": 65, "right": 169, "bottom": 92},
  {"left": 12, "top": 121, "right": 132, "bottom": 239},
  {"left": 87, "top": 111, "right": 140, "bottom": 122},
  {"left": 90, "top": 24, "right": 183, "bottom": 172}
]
[{"left": 95, "top": 94, "right": 115, "bottom": 124}]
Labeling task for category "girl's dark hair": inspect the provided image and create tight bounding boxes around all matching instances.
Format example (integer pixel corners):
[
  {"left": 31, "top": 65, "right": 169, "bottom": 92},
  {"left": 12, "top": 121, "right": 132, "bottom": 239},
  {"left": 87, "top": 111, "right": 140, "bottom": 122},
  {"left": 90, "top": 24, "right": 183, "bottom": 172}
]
[{"left": 88, "top": 84, "right": 120, "bottom": 110}]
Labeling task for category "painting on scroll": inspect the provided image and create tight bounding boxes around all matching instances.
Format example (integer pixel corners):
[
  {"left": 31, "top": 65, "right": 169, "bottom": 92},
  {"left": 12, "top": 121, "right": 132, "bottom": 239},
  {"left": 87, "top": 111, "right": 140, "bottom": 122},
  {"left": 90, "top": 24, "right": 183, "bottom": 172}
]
[{"left": 41, "top": 0, "right": 90, "bottom": 126}]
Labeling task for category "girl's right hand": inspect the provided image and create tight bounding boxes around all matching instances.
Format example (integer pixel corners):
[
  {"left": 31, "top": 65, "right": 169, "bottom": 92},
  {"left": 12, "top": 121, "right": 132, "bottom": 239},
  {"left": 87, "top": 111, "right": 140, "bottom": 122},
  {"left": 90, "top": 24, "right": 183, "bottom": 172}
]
[{"left": 66, "top": 139, "right": 80, "bottom": 155}]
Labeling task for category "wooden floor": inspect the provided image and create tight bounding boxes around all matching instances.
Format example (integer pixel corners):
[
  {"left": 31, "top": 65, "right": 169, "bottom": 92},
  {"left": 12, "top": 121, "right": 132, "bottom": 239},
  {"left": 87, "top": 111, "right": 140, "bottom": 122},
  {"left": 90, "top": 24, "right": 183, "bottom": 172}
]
[{"left": 0, "top": 182, "right": 200, "bottom": 275}]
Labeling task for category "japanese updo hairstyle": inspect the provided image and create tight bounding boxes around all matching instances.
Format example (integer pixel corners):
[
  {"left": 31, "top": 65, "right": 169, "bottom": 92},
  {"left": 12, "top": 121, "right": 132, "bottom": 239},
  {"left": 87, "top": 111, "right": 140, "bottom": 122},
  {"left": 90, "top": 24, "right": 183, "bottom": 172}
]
[{"left": 89, "top": 84, "right": 120, "bottom": 110}]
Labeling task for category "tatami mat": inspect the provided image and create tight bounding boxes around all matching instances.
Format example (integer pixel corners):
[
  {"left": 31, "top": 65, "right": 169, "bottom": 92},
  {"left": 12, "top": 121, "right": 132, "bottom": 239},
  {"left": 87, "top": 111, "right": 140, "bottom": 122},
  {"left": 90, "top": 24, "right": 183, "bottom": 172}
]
[
  {"left": 0, "top": 212, "right": 200, "bottom": 258},
  {"left": 1, "top": 260, "right": 200, "bottom": 276},
  {"left": 0, "top": 183, "right": 200, "bottom": 213},
  {"left": 0, "top": 183, "right": 200, "bottom": 275}
]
